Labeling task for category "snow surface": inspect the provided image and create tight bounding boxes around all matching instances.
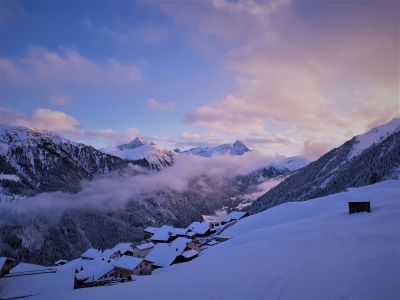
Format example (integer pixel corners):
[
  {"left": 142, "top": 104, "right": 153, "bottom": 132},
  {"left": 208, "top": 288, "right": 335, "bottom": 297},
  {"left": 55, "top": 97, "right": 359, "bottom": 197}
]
[
  {"left": 113, "top": 255, "right": 142, "bottom": 271},
  {"left": 272, "top": 155, "right": 310, "bottom": 171},
  {"left": 25, "top": 179, "right": 400, "bottom": 300},
  {"left": 350, "top": 117, "right": 400, "bottom": 158},
  {"left": 234, "top": 176, "right": 286, "bottom": 210}
]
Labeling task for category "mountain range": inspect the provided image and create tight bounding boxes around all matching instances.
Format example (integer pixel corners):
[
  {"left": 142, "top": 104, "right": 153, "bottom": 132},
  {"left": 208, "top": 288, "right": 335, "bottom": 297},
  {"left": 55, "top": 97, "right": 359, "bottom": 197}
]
[
  {"left": 250, "top": 117, "right": 400, "bottom": 213},
  {"left": 180, "top": 140, "right": 250, "bottom": 157},
  {"left": 0, "top": 125, "right": 129, "bottom": 195},
  {"left": 103, "top": 137, "right": 176, "bottom": 170},
  {"left": 0, "top": 118, "right": 398, "bottom": 267}
]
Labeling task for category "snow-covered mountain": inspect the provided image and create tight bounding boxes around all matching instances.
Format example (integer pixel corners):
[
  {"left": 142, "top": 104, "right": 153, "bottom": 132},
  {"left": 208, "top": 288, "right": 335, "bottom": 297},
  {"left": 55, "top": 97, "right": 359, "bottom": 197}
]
[
  {"left": 182, "top": 140, "right": 250, "bottom": 157},
  {"left": 0, "top": 124, "right": 129, "bottom": 194},
  {"left": 271, "top": 155, "right": 310, "bottom": 171},
  {"left": 250, "top": 117, "right": 400, "bottom": 212},
  {"left": 3, "top": 180, "right": 398, "bottom": 300},
  {"left": 103, "top": 137, "right": 175, "bottom": 170}
]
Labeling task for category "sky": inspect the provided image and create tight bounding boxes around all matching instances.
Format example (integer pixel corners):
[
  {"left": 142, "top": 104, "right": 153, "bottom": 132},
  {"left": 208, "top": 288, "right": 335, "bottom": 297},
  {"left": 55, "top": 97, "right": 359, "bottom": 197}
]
[{"left": 0, "top": 0, "right": 398, "bottom": 159}]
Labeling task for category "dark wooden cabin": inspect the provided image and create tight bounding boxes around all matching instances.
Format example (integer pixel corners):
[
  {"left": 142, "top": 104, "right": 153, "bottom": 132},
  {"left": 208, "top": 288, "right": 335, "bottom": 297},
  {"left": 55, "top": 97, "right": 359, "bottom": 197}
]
[{"left": 348, "top": 202, "right": 371, "bottom": 214}]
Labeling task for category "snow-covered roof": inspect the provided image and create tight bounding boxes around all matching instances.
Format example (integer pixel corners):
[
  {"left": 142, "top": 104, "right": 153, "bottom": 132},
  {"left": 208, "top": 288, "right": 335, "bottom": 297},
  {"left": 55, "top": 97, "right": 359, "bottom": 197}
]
[
  {"left": 81, "top": 248, "right": 102, "bottom": 259},
  {"left": 112, "top": 242, "right": 133, "bottom": 254},
  {"left": 144, "top": 226, "right": 157, "bottom": 234},
  {"left": 187, "top": 222, "right": 210, "bottom": 235},
  {"left": 145, "top": 237, "right": 191, "bottom": 267},
  {"left": 150, "top": 225, "right": 180, "bottom": 242},
  {"left": 180, "top": 250, "right": 199, "bottom": 259},
  {"left": 185, "top": 231, "right": 196, "bottom": 238},
  {"left": 169, "top": 227, "right": 188, "bottom": 235},
  {"left": 136, "top": 242, "right": 155, "bottom": 250},
  {"left": 151, "top": 230, "right": 173, "bottom": 242},
  {"left": 223, "top": 211, "right": 248, "bottom": 223},
  {"left": 10, "top": 263, "right": 52, "bottom": 274},
  {"left": 113, "top": 255, "right": 143, "bottom": 271},
  {"left": 76, "top": 261, "right": 115, "bottom": 282}
]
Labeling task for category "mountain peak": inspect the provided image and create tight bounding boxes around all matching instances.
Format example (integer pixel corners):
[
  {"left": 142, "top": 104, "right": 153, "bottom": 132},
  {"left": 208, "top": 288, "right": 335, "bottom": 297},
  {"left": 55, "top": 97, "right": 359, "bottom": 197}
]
[
  {"left": 350, "top": 117, "right": 400, "bottom": 158},
  {"left": 118, "top": 137, "right": 148, "bottom": 150},
  {"left": 183, "top": 140, "right": 250, "bottom": 157}
]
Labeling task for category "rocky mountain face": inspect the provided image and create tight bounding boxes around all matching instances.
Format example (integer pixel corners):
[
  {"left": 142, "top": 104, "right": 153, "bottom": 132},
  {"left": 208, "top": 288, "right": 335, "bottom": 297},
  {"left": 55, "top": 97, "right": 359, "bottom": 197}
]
[
  {"left": 0, "top": 125, "right": 130, "bottom": 195},
  {"left": 182, "top": 140, "right": 250, "bottom": 157},
  {"left": 103, "top": 137, "right": 176, "bottom": 170},
  {"left": 250, "top": 118, "right": 400, "bottom": 213}
]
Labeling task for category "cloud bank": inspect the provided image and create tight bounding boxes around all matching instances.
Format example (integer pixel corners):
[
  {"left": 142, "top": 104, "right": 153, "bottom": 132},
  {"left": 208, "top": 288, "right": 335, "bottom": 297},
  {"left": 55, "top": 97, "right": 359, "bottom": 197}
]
[{"left": 0, "top": 151, "right": 278, "bottom": 215}]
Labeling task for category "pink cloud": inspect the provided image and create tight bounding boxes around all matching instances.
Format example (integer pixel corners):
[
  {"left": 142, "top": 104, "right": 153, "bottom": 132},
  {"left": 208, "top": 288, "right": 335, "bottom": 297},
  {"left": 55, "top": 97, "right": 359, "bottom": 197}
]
[
  {"left": 0, "top": 106, "right": 141, "bottom": 147},
  {"left": 181, "top": 0, "right": 398, "bottom": 155},
  {"left": 0, "top": 107, "right": 79, "bottom": 131},
  {"left": 146, "top": 98, "right": 176, "bottom": 110},
  {"left": 0, "top": 46, "right": 142, "bottom": 90}
]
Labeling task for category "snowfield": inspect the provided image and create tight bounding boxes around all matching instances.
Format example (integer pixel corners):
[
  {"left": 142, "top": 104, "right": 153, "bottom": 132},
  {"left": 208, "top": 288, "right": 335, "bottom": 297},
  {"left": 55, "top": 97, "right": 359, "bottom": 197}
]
[{"left": 18, "top": 180, "right": 399, "bottom": 300}]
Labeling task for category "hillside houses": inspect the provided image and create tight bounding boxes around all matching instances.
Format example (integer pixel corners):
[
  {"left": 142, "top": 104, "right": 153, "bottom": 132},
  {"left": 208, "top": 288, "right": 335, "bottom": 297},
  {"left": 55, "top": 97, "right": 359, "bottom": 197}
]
[{"left": 0, "top": 210, "right": 249, "bottom": 296}]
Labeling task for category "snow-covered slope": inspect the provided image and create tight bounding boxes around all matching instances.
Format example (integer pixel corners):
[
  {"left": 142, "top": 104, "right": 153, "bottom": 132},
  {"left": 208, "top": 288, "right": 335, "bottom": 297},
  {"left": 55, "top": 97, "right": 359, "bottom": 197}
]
[
  {"left": 182, "top": 140, "right": 250, "bottom": 157},
  {"left": 18, "top": 180, "right": 399, "bottom": 300},
  {"left": 103, "top": 137, "right": 175, "bottom": 170},
  {"left": 0, "top": 124, "right": 128, "bottom": 194},
  {"left": 350, "top": 117, "right": 400, "bottom": 158},
  {"left": 251, "top": 118, "right": 400, "bottom": 212},
  {"left": 272, "top": 155, "right": 309, "bottom": 171}
]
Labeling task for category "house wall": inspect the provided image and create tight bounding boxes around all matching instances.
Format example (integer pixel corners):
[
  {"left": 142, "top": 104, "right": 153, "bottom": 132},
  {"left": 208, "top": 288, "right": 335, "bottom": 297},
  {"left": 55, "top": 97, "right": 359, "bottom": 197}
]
[
  {"left": 188, "top": 241, "right": 201, "bottom": 251},
  {"left": 139, "top": 261, "right": 152, "bottom": 275}
]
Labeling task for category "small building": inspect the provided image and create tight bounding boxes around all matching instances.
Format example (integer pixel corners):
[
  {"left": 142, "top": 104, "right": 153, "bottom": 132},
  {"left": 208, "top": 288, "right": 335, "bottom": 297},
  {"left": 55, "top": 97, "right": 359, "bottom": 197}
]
[
  {"left": 54, "top": 259, "right": 68, "bottom": 266},
  {"left": 113, "top": 255, "right": 152, "bottom": 277},
  {"left": 186, "top": 222, "right": 212, "bottom": 237},
  {"left": 348, "top": 201, "right": 371, "bottom": 214},
  {"left": 75, "top": 261, "right": 117, "bottom": 289},
  {"left": 0, "top": 257, "right": 15, "bottom": 277},
  {"left": 132, "top": 242, "right": 155, "bottom": 258},
  {"left": 222, "top": 211, "right": 250, "bottom": 224},
  {"left": 150, "top": 225, "right": 180, "bottom": 243},
  {"left": 110, "top": 243, "right": 134, "bottom": 259},
  {"left": 145, "top": 237, "right": 192, "bottom": 268}
]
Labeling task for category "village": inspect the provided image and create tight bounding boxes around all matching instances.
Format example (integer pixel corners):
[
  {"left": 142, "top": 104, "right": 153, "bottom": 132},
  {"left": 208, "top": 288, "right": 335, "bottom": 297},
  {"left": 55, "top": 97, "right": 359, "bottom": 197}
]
[{"left": 0, "top": 211, "right": 250, "bottom": 298}]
